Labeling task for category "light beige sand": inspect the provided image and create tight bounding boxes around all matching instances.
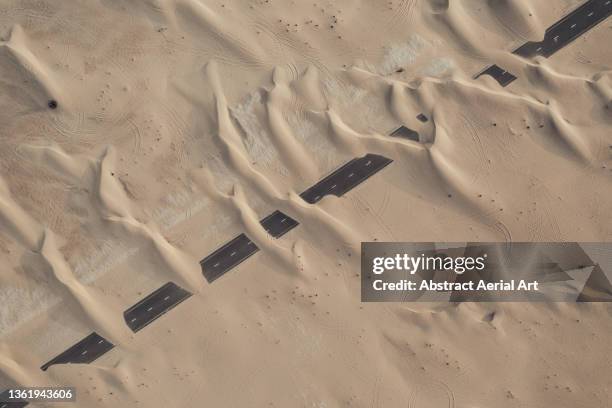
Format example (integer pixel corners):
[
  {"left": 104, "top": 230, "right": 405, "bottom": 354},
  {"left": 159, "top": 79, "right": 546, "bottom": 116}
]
[{"left": 1, "top": 0, "right": 612, "bottom": 406}]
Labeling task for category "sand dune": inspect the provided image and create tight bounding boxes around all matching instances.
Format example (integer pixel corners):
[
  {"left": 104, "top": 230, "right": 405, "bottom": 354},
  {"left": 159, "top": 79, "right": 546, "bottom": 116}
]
[{"left": 1, "top": 0, "right": 612, "bottom": 406}]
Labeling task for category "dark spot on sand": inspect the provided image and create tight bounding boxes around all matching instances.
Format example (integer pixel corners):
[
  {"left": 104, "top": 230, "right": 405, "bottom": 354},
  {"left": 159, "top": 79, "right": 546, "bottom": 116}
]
[
  {"left": 48, "top": 99, "right": 58, "bottom": 109},
  {"left": 483, "top": 311, "right": 496, "bottom": 322}
]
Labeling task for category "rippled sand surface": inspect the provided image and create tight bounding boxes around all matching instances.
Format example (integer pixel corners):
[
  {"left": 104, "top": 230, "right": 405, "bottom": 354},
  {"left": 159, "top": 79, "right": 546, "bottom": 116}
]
[{"left": 1, "top": 0, "right": 611, "bottom": 406}]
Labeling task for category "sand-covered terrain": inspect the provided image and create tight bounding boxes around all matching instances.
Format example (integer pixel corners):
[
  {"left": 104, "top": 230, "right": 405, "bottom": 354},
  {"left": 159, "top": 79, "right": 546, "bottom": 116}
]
[{"left": 1, "top": 0, "right": 612, "bottom": 406}]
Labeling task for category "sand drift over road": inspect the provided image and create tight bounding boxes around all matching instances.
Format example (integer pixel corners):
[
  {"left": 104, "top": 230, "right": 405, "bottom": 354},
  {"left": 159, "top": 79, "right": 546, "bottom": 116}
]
[{"left": 1, "top": 0, "right": 612, "bottom": 406}]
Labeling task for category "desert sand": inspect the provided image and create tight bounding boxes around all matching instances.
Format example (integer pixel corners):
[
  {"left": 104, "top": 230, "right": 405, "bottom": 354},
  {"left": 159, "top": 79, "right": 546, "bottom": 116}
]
[{"left": 1, "top": 0, "right": 612, "bottom": 406}]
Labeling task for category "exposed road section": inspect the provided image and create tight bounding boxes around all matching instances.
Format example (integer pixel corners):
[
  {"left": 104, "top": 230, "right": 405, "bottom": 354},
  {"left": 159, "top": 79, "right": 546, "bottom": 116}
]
[
  {"left": 474, "top": 0, "right": 612, "bottom": 86},
  {"left": 514, "top": 0, "right": 612, "bottom": 58},
  {"left": 201, "top": 210, "right": 299, "bottom": 282},
  {"left": 389, "top": 125, "right": 419, "bottom": 142},
  {"left": 474, "top": 64, "right": 518, "bottom": 87},
  {"left": 260, "top": 210, "right": 300, "bottom": 238},
  {"left": 416, "top": 113, "right": 428, "bottom": 123},
  {"left": 299, "top": 154, "right": 393, "bottom": 204},
  {"left": 202, "top": 154, "right": 392, "bottom": 282},
  {"left": 123, "top": 282, "right": 192, "bottom": 332},
  {"left": 41, "top": 153, "right": 393, "bottom": 374},
  {"left": 202, "top": 233, "right": 258, "bottom": 282},
  {"left": 40, "top": 332, "right": 114, "bottom": 371}
]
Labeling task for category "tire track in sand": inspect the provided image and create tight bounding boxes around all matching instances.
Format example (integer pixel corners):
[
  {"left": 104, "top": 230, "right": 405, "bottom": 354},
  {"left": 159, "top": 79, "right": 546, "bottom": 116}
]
[
  {"left": 175, "top": 0, "right": 271, "bottom": 69},
  {"left": 409, "top": 380, "right": 455, "bottom": 408}
]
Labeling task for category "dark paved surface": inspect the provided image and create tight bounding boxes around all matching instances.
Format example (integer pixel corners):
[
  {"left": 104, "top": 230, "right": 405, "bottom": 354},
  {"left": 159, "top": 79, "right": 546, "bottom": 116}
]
[
  {"left": 201, "top": 233, "right": 258, "bottom": 282},
  {"left": 299, "top": 154, "right": 393, "bottom": 204},
  {"left": 201, "top": 154, "right": 392, "bottom": 282},
  {"left": 389, "top": 125, "right": 419, "bottom": 142},
  {"left": 260, "top": 210, "right": 300, "bottom": 238},
  {"left": 123, "top": 282, "right": 192, "bottom": 332},
  {"left": 514, "top": 0, "right": 612, "bottom": 58},
  {"left": 201, "top": 211, "right": 298, "bottom": 282},
  {"left": 416, "top": 113, "right": 428, "bottom": 123},
  {"left": 474, "top": 64, "right": 517, "bottom": 87},
  {"left": 474, "top": 0, "right": 611, "bottom": 87},
  {"left": 40, "top": 332, "right": 114, "bottom": 371}
]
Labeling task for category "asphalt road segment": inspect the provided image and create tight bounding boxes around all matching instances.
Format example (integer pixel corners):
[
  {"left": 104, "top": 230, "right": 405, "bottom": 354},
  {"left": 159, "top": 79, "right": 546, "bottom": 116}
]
[
  {"left": 40, "top": 332, "right": 114, "bottom": 371},
  {"left": 514, "top": 0, "right": 612, "bottom": 58},
  {"left": 474, "top": 65, "right": 518, "bottom": 87},
  {"left": 201, "top": 233, "right": 259, "bottom": 282},
  {"left": 123, "top": 282, "right": 192, "bottom": 333},
  {"left": 201, "top": 210, "right": 299, "bottom": 283},
  {"left": 416, "top": 113, "right": 428, "bottom": 123},
  {"left": 260, "top": 210, "right": 300, "bottom": 238},
  {"left": 299, "top": 154, "right": 393, "bottom": 204},
  {"left": 39, "top": 154, "right": 393, "bottom": 370},
  {"left": 389, "top": 125, "right": 420, "bottom": 142},
  {"left": 202, "top": 154, "right": 392, "bottom": 282},
  {"left": 475, "top": 0, "right": 612, "bottom": 86}
]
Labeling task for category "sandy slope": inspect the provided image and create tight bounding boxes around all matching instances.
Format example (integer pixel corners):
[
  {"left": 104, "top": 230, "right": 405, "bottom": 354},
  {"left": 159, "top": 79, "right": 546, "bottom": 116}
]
[{"left": 1, "top": 0, "right": 611, "bottom": 406}]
